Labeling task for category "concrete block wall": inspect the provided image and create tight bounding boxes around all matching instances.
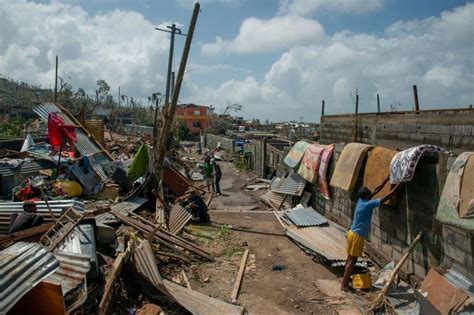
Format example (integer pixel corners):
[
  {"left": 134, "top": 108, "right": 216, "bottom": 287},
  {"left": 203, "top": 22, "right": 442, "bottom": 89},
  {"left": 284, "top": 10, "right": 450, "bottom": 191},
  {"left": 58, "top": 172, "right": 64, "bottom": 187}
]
[
  {"left": 205, "top": 133, "right": 234, "bottom": 153},
  {"left": 321, "top": 109, "right": 474, "bottom": 152},
  {"left": 312, "top": 144, "right": 448, "bottom": 280},
  {"left": 441, "top": 224, "right": 474, "bottom": 282}
]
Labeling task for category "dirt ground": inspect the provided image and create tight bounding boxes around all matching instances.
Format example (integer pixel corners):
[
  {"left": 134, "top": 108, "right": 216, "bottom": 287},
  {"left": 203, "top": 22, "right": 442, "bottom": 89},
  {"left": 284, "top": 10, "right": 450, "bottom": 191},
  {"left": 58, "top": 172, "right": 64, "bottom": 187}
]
[{"left": 179, "top": 162, "right": 366, "bottom": 314}]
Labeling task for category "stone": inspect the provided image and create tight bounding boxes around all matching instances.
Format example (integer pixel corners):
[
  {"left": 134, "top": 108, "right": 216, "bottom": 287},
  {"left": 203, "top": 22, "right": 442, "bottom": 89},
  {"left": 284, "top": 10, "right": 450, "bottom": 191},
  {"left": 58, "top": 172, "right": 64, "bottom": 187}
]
[{"left": 136, "top": 304, "right": 162, "bottom": 315}]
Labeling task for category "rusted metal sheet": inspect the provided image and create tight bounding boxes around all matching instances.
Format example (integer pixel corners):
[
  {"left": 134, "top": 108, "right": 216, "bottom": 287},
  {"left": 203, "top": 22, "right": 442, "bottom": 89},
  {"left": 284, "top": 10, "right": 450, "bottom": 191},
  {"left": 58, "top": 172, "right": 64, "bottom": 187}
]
[
  {"left": 0, "top": 242, "right": 60, "bottom": 314},
  {"left": 283, "top": 207, "right": 328, "bottom": 227},
  {"left": 45, "top": 252, "right": 91, "bottom": 295},
  {"left": 271, "top": 173, "right": 306, "bottom": 196},
  {"left": 419, "top": 269, "right": 472, "bottom": 314},
  {"left": 169, "top": 204, "right": 193, "bottom": 234},
  {"left": 163, "top": 166, "right": 192, "bottom": 197},
  {"left": 286, "top": 224, "right": 367, "bottom": 268}
]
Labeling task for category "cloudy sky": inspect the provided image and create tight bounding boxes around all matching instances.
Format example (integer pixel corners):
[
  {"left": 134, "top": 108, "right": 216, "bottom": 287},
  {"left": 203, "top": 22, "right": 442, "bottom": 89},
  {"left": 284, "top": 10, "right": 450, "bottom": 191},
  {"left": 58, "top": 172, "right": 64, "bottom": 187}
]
[{"left": 0, "top": 0, "right": 473, "bottom": 121}]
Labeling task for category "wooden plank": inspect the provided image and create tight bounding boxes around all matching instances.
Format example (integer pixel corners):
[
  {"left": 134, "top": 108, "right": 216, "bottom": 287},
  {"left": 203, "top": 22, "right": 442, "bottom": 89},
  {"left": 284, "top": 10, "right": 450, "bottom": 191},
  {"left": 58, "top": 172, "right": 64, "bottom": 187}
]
[
  {"left": 230, "top": 249, "right": 249, "bottom": 303},
  {"left": 181, "top": 270, "right": 192, "bottom": 289},
  {"left": 162, "top": 279, "right": 244, "bottom": 315},
  {"left": 98, "top": 242, "right": 133, "bottom": 315},
  {"left": 0, "top": 223, "right": 53, "bottom": 248}
]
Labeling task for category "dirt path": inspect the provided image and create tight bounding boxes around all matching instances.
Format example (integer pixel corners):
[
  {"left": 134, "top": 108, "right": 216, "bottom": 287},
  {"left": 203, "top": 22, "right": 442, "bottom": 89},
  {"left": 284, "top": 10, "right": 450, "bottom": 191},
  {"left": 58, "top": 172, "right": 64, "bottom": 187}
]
[{"left": 181, "top": 162, "right": 363, "bottom": 314}]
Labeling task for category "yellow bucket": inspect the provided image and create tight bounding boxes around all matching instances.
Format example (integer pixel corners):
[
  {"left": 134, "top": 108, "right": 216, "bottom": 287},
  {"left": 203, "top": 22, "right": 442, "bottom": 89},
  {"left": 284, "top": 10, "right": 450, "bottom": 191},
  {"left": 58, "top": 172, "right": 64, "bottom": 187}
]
[{"left": 352, "top": 273, "right": 372, "bottom": 289}]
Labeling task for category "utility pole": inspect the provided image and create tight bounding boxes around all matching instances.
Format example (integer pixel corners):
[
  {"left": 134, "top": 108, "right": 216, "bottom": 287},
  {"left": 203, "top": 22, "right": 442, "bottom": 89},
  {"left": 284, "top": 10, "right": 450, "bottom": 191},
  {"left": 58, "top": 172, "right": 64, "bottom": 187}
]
[
  {"left": 171, "top": 71, "right": 176, "bottom": 100},
  {"left": 155, "top": 2, "right": 200, "bottom": 182},
  {"left": 413, "top": 85, "right": 420, "bottom": 113},
  {"left": 354, "top": 92, "right": 359, "bottom": 142},
  {"left": 54, "top": 55, "right": 58, "bottom": 102},
  {"left": 321, "top": 99, "right": 325, "bottom": 116},
  {"left": 118, "top": 86, "right": 121, "bottom": 107},
  {"left": 155, "top": 24, "right": 186, "bottom": 109},
  {"left": 377, "top": 94, "right": 381, "bottom": 112}
]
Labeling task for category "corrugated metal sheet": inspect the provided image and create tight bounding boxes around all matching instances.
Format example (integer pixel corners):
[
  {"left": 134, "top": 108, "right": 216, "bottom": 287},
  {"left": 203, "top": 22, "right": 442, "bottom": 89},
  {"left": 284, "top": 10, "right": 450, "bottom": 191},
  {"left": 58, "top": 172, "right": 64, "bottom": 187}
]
[
  {"left": 0, "top": 242, "right": 60, "bottom": 314},
  {"left": 283, "top": 207, "right": 328, "bottom": 227},
  {"left": 169, "top": 204, "right": 193, "bottom": 234},
  {"left": 33, "top": 103, "right": 113, "bottom": 184},
  {"left": 286, "top": 224, "right": 367, "bottom": 268},
  {"left": 68, "top": 163, "right": 103, "bottom": 194},
  {"left": 271, "top": 173, "right": 306, "bottom": 196},
  {"left": 0, "top": 200, "right": 85, "bottom": 234},
  {"left": 95, "top": 196, "right": 148, "bottom": 225},
  {"left": 132, "top": 239, "right": 163, "bottom": 288},
  {"left": 45, "top": 252, "right": 90, "bottom": 295},
  {"left": 270, "top": 177, "right": 282, "bottom": 190},
  {"left": 259, "top": 190, "right": 291, "bottom": 210},
  {"left": 0, "top": 159, "right": 55, "bottom": 176}
]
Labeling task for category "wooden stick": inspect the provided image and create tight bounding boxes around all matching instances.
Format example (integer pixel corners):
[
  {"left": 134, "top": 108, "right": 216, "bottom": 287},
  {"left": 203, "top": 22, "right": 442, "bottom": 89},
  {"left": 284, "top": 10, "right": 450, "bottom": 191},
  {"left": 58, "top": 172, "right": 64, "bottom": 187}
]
[
  {"left": 182, "top": 270, "right": 192, "bottom": 289},
  {"left": 369, "top": 231, "right": 422, "bottom": 312},
  {"left": 230, "top": 249, "right": 249, "bottom": 303}
]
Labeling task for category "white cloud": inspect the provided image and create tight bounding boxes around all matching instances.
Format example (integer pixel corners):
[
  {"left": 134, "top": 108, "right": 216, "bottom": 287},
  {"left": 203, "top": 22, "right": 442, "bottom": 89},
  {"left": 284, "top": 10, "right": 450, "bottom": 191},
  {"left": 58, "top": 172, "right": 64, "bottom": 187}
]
[
  {"left": 0, "top": 0, "right": 170, "bottom": 100},
  {"left": 184, "top": 3, "right": 474, "bottom": 121},
  {"left": 278, "top": 0, "right": 383, "bottom": 16},
  {"left": 201, "top": 15, "right": 325, "bottom": 55}
]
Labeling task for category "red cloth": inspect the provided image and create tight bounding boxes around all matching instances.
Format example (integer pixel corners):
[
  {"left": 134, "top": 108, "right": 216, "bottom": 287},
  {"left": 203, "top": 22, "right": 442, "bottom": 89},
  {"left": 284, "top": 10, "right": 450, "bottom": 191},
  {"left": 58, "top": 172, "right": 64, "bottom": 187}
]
[
  {"left": 47, "top": 112, "right": 76, "bottom": 151},
  {"left": 48, "top": 112, "right": 64, "bottom": 150}
]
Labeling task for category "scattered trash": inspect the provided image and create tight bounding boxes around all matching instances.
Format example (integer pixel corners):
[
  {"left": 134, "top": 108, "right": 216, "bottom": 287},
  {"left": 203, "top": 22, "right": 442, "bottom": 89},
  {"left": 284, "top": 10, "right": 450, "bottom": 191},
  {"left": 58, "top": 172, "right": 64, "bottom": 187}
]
[{"left": 272, "top": 263, "right": 286, "bottom": 271}]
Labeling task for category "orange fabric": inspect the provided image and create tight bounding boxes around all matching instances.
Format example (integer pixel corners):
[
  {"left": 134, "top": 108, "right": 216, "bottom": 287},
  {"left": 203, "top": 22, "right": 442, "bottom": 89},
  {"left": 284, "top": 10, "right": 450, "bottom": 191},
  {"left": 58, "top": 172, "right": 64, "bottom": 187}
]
[{"left": 363, "top": 147, "right": 398, "bottom": 204}]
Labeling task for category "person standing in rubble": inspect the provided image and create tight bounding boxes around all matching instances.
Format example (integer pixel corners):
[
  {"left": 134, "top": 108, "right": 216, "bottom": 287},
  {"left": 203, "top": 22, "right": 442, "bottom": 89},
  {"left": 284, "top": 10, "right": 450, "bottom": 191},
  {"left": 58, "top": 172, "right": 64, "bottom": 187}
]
[
  {"left": 9, "top": 201, "right": 44, "bottom": 233},
  {"left": 202, "top": 156, "right": 214, "bottom": 193},
  {"left": 211, "top": 158, "right": 222, "bottom": 196},
  {"left": 341, "top": 177, "right": 400, "bottom": 291}
]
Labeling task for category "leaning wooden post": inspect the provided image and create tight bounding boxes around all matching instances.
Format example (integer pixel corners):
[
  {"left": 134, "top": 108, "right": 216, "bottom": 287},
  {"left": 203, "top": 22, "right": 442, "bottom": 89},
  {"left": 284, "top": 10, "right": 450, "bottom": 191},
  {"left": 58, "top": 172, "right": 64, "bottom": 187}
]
[
  {"left": 369, "top": 231, "right": 422, "bottom": 313},
  {"left": 154, "top": 3, "right": 200, "bottom": 185}
]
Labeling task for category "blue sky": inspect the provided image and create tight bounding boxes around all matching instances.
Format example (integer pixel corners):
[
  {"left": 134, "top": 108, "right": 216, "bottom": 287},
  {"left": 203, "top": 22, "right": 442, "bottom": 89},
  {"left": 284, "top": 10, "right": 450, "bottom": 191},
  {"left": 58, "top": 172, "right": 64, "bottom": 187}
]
[{"left": 1, "top": 0, "right": 473, "bottom": 121}]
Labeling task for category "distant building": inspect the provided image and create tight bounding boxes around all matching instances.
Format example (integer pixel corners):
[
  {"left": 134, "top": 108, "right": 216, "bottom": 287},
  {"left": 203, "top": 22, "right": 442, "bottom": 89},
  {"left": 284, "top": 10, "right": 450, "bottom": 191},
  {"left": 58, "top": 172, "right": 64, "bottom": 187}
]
[{"left": 176, "top": 104, "right": 214, "bottom": 135}]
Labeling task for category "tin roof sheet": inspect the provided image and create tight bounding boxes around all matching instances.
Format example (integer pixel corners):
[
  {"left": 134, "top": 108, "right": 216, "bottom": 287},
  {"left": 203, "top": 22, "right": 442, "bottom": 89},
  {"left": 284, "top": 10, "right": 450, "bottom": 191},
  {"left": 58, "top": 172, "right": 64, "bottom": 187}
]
[
  {"left": 0, "top": 159, "right": 55, "bottom": 177},
  {"left": 283, "top": 207, "right": 328, "bottom": 227},
  {"left": 45, "top": 252, "right": 90, "bottom": 295},
  {"left": 96, "top": 196, "right": 148, "bottom": 225},
  {"left": 271, "top": 173, "right": 306, "bottom": 196},
  {"left": 286, "top": 224, "right": 367, "bottom": 267},
  {"left": 0, "top": 242, "right": 60, "bottom": 314},
  {"left": 0, "top": 200, "right": 85, "bottom": 234}
]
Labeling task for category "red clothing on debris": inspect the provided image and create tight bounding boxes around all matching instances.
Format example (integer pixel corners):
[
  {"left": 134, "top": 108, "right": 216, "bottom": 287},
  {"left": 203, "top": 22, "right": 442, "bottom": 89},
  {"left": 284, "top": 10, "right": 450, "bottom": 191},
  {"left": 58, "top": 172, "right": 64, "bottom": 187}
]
[{"left": 47, "top": 112, "right": 76, "bottom": 151}]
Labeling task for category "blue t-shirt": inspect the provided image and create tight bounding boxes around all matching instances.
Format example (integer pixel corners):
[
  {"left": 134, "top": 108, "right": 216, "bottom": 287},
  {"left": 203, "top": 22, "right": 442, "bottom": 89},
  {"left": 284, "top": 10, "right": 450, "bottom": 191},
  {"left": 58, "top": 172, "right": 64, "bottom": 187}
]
[{"left": 350, "top": 198, "right": 381, "bottom": 238}]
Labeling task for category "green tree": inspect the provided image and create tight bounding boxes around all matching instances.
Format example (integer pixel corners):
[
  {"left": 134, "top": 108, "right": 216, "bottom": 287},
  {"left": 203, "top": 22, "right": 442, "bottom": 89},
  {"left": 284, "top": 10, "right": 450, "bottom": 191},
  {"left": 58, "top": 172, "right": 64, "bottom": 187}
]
[{"left": 177, "top": 122, "right": 189, "bottom": 140}]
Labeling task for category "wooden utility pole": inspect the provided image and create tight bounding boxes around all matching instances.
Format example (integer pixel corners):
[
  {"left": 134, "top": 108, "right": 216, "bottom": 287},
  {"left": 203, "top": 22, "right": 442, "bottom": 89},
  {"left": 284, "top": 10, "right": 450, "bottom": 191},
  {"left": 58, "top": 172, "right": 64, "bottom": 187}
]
[
  {"left": 171, "top": 71, "right": 176, "bottom": 100},
  {"left": 54, "top": 55, "right": 58, "bottom": 102},
  {"left": 154, "top": 2, "right": 200, "bottom": 181},
  {"left": 354, "top": 93, "right": 359, "bottom": 142},
  {"left": 413, "top": 85, "right": 420, "bottom": 112}
]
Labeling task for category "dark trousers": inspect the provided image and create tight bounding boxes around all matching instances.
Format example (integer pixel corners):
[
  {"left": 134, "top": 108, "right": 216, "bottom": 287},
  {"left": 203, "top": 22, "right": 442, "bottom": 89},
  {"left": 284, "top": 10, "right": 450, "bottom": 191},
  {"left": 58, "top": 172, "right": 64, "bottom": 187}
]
[{"left": 215, "top": 173, "right": 222, "bottom": 194}]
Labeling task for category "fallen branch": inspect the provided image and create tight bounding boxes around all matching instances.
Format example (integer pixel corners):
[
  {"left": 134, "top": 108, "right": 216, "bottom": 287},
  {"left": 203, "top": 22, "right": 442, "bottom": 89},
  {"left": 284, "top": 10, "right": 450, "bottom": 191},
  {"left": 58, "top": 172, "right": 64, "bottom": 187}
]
[{"left": 368, "top": 231, "right": 422, "bottom": 313}]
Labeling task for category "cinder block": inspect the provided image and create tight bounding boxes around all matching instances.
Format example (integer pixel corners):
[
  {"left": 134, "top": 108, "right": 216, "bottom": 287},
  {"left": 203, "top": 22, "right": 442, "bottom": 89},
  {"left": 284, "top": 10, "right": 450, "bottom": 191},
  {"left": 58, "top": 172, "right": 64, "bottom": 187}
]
[
  {"left": 424, "top": 134, "right": 441, "bottom": 144},
  {"left": 410, "top": 133, "right": 424, "bottom": 143},
  {"left": 430, "top": 125, "right": 451, "bottom": 135},
  {"left": 443, "top": 225, "right": 472, "bottom": 252},
  {"left": 451, "top": 125, "right": 472, "bottom": 137},
  {"left": 404, "top": 123, "right": 418, "bottom": 133},
  {"left": 381, "top": 230, "right": 389, "bottom": 243},
  {"left": 443, "top": 243, "right": 472, "bottom": 267}
]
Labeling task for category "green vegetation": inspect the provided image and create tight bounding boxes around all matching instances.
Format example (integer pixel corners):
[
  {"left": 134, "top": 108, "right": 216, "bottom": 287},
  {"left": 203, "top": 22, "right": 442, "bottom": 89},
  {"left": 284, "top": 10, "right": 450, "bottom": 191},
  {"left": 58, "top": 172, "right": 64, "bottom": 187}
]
[{"left": 177, "top": 122, "right": 190, "bottom": 140}]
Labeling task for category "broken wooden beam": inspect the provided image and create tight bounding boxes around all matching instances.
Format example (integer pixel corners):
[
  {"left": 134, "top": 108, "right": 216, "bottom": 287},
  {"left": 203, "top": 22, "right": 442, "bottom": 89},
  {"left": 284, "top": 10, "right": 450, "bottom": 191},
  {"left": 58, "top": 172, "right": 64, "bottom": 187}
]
[
  {"left": 110, "top": 210, "right": 213, "bottom": 261},
  {"left": 230, "top": 249, "right": 249, "bottom": 304},
  {"left": 98, "top": 242, "right": 133, "bottom": 315}
]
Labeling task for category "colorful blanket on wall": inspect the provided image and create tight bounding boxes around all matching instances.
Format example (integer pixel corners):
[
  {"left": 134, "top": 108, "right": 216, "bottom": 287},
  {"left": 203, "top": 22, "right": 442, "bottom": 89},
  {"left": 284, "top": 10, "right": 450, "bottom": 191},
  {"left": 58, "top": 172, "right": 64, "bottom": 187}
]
[
  {"left": 436, "top": 152, "right": 474, "bottom": 231},
  {"left": 284, "top": 141, "right": 310, "bottom": 169},
  {"left": 390, "top": 144, "right": 445, "bottom": 184},
  {"left": 298, "top": 144, "right": 325, "bottom": 183},
  {"left": 363, "top": 147, "right": 398, "bottom": 204},
  {"left": 318, "top": 144, "right": 334, "bottom": 200},
  {"left": 330, "top": 143, "right": 373, "bottom": 191}
]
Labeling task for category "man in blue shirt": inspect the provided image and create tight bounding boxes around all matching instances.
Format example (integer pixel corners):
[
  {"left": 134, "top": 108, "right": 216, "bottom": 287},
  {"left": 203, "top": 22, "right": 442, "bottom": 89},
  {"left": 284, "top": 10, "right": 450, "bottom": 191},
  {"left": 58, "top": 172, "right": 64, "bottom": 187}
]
[{"left": 341, "top": 176, "right": 401, "bottom": 291}]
